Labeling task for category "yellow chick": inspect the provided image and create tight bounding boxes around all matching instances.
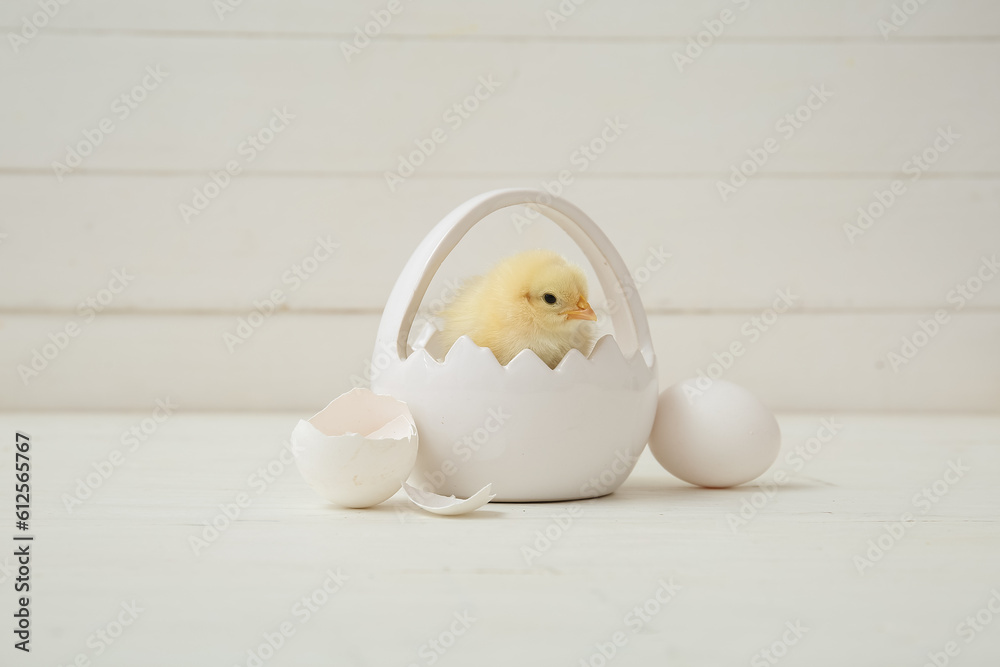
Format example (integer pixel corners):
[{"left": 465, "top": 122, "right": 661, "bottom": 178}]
[{"left": 439, "top": 249, "right": 598, "bottom": 368}]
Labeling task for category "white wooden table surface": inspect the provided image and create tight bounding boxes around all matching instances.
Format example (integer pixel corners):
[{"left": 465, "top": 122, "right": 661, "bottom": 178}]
[{"left": 1, "top": 413, "right": 998, "bottom": 666}]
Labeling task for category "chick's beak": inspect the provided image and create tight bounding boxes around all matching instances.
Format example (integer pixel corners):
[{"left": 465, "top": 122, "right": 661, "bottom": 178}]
[{"left": 565, "top": 298, "right": 597, "bottom": 321}]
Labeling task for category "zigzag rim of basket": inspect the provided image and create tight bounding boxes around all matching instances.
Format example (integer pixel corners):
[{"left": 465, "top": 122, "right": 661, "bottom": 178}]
[{"left": 404, "top": 332, "right": 655, "bottom": 380}]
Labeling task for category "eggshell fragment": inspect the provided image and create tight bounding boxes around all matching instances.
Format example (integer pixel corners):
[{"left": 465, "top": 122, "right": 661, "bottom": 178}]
[
  {"left": 401, "top": 482, "right": 495, "bottom": 516},
  {"left": 291, "top": 388, "right": 418, "bottom": 508}
]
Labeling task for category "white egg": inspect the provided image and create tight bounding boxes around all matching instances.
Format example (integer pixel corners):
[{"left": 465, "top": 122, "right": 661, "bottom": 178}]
[
  {"left": 648, "top": 379, "right": 781, "bottom": 488},
  {"left": 291, "top": 388, "right": 418, "bottom": 508}
]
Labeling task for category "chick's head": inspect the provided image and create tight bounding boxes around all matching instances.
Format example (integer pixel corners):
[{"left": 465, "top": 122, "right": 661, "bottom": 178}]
[{"left": 493, "top": 249, "right": 597, "bottom": 332}]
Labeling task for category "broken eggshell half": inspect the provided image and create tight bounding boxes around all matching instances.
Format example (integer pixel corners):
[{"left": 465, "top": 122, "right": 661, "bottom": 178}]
[{"left": 291, "top": 388, "right": 418, "bottom": 508}]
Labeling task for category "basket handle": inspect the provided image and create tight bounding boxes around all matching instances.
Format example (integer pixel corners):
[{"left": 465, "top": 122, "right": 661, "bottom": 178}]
[{"left": 375, "top": 188, "right": 655, "bottom": 364}]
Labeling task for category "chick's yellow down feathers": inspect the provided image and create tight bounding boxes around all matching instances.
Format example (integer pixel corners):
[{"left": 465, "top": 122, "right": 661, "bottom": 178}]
[{"left": 439, "top": 250, "right": 597, "bottom": 368}]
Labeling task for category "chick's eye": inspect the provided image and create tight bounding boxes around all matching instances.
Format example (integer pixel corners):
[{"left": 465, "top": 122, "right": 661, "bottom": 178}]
[{"left": 543, "top": 293, "right": 557, "bottom": 305}]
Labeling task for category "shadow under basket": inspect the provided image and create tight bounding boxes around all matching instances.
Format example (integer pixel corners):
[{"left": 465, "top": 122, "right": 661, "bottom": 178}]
[{"left": 371, "top": 189, "right": 659, "bottom": 502}]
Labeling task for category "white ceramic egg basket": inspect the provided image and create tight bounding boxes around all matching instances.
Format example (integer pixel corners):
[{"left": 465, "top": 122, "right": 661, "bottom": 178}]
[{"left": 372, "top": 189, "right": 658, "bottom": 502}]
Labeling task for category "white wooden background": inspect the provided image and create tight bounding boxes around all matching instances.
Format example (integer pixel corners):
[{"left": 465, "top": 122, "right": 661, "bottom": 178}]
[{"left": 1, "top": 0, "right": 998, "bottom": 411}]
